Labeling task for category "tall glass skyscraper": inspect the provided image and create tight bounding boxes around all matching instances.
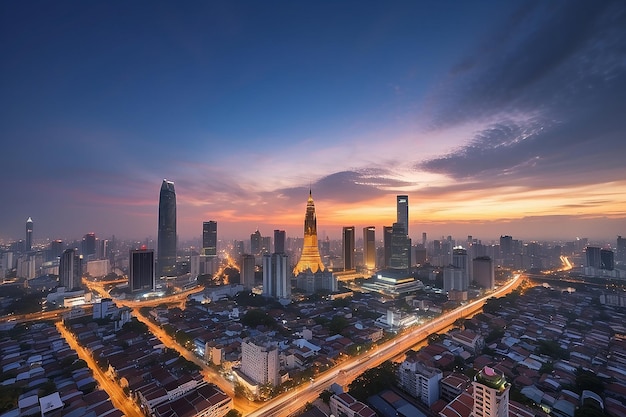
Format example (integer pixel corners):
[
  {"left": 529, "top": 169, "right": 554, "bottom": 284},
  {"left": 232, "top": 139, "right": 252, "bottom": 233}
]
[
  {"left": 202, "top": 221, "right": 217, "bottom": 257},
  {"left": 25, "top": 217, "right": 33, "bottom": 252},
  {"left": 158, "top": 179, "right": 177, "bottom": 277},
  {"left": 396, "top": 195, "right": 409, "bottom": 236}
]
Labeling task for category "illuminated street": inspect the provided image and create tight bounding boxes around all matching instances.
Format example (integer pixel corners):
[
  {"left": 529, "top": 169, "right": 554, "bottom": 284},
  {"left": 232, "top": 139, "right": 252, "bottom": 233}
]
[
  {"left": 246, "top": 274, "right": 524, "bottom": 417},
  {"left": 55, "top": 322, "right": 144, "bottom": 417}
]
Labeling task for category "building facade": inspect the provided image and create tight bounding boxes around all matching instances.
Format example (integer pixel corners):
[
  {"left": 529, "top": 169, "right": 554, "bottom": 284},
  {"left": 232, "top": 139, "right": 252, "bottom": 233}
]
[
  {"left": 262, "top": 253, "right": 290, "bottom": 300},
  {"left": 130, "top": 248, "right": 154, "bottom": 292},
  {"left": 158, "top": 179, "right": 177, "bottom": 277},
  {"left": 26, "top": 217, "right": 33, "bottom": 252},
  {"left": 240, "top": 337, "right": 280, "bottom": 387},
  {"left": 59, "top": 248, "right": 82, "bottom": 290},
  {"left": 202, "top": 221, "right": 217, "bottom": 257},
  {"left": 363, "top": 226, "right": 376, "bottom": 270},
  {"left": 342, "top": 226, "right": 355, "bottom": 271}
]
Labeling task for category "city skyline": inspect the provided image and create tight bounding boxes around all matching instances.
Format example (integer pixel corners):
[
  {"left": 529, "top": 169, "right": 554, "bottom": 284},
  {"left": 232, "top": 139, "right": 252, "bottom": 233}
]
[{"left": 2, "top": 1, "right": 625, "bottom": 242}]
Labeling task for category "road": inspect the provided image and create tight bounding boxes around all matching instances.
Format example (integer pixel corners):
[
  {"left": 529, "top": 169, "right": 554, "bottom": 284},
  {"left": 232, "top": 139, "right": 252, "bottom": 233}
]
[
  {"left": 129, "top": 306, "right": 259, "bottom": 416},
  {"left": 55, "top": 321, "right": 144, "bottom": 417},
  {"left": 246, "top": 273, "right": 523, "bottom": 417}
]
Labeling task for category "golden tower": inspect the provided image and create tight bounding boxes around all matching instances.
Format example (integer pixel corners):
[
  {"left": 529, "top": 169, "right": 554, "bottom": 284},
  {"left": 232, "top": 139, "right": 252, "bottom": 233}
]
[{"left": 293, "top": 190, "right": 326, "bottom": 275}]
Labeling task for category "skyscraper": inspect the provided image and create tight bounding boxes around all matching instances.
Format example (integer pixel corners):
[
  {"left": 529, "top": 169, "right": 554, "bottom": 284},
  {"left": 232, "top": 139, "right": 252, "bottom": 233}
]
[
  {"left": 293, "top": 190, "right": 326, "bottom": 275},
  {"left": 397, "top": 195, "right": 409, "bottom": 236},
  {"left": 274, "top": 230, "right": 285, "bottom": 254},
  {"left": 617, "top": 236, "right": 626, "bottom": 264},
  {"left": 363, "top": 226, "right": 376, "bottom": 270},
  {"left": 82, "top": 233, "right": 96, "bottom": 258},
  {"left": 342, "top": 226, "right": 356, "bottom": 271},
  {"left": 251, "top": 229, "right": 262, "bottom": 256},
  {"left": 59, "top": 248, "right": 82, "bottom": 290},
  {"left": 473, "top": 256, "right": 495, "bottom": 289},
  {"left": 130, "top": 248, "right": 155, "bottom": 292},
  {"left": 389, "top": 222, "right": 410, "bottom": 271},
  {"left": 25, "top": 217, "right": 33, "bottom": 252},
  {"left": 586, "top": 246, "right": 602, "bottom": 269},
  {"left": 240, "top": 254, "right": 256, "bottom": 289},
  {"left": 383, "top": 226, "right": 393, "bottom": 268},
  {"left": 158, "top": 179, "right": 177, "bottom": 277},
  {"left": 452, "top": 248, "right": 470, "bottom": 285},
  {"left": 202, "top": 221, "right": 217, "bottom": 257}
]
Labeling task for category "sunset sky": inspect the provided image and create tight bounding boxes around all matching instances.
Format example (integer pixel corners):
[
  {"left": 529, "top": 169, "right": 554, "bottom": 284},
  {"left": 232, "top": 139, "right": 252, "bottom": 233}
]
[{"left": 1, "top": 1, "right": 625, "bottom": 243}]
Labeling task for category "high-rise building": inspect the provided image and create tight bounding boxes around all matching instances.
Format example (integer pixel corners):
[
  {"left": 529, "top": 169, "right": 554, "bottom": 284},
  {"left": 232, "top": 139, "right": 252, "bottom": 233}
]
[
  {"left": 452, "top": 248, "right": 470, "bottom": 283},
  {"left": 397, "top": 195, "right": 409, "bottom": 236},
  {"left": 50, "top": 240, "right": 64, "bottom": 261},
  {"left": 398, "top": 358, "right": 442, "bottom": 406},
  {"left": 25, "top": 217, "right": 33, "bottom": 252},
  {"left": 158, "top": 179, "right": 177, "bottom": 277},
  {"left": 274, "top": 230, "right": 285, "bottom": 254},
  {"left": 473, "top": 366, "right": 510, "bottom": 417},
  {"left": 473, "top": 256, "right": 495, "bottom": 289},
  {"left": 293, "top": 190, "right": 326, "bottom": 275},
  {"left": 263, "top": 253, "right": 290, "bottom": 300},
  {"left": 601, "top": 249, "right": 615, "bottom": 270},
  {"left": 240, "top": 254, "right": 256, "bottom": 289},
  {"left": 130, "top": 248, "right": 154, "bottom": 292},
  {"left": 342, "top": 226, "right": 355, "bottom": 271},
  {"left": 59, "top": 249, "right": 82, "bottom": 290},
  {"left": 422, "top": 232, "right": 427, "bottom": 247},
  {"left": 390, "top": 222, "right": 410, "bottom": 271},
  {"left": 202, "top": 221, "right": 217, "bottom": 257},
  {"left": 617, "top": 236, "right": 626, "bottom": 264},
  {"left": 585, "top": 246, "right": 602, "bottom": 269},
  {"left": 240, "top": 337, "right": 280, "bottom": 387},
  {"left": 383, "top": 226, "right": 393, "bottom": 268},
  {"left": 363, "top": 226, "right": 376, "bottom": 270},
  {"left": 500, "top": 236, "right": 513, "bottom": 257},
  {"left": 251, "top": 229, "right": 262, "bottom": 256},
  {"left": 82, "top": 233, "right": 96, "bottom": 258}
]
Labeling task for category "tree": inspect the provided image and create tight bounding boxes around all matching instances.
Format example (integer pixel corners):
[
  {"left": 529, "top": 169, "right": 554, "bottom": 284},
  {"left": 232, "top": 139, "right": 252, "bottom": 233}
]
[
  {"left": 328, "top": 315, "right": 349, "bottom": 335},
  {"left": 319, "top": 390, "right": 333, "bottom": 404},
  {"left": 348, "top": 361, "right": 398, "bottom": 402},
  {"left": 225, "top": 410, "right": 242, "bottom": 417},
  {"left": 241, "top": 309, "right": 277, "bottom": 329}
]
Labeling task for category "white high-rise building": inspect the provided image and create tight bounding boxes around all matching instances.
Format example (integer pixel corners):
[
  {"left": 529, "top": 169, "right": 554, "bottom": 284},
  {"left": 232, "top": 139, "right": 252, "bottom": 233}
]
[
  {"left": 262, "top": 253, "right": 290, "bottom": 300},
  {"left": 240, "top": 337, "right": 279, "bottom": 387},
  {"left": 473, "top": 366, "right": 510, "bottom": 417},
  {"left": 398, "top": 358, "right": 442, "bottom": 406}
]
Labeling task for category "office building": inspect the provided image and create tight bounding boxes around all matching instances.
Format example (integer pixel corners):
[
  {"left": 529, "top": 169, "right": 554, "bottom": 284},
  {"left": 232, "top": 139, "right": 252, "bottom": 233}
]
[
  {"left": 49, "top": 240, "right": 64, "bottom": 261},
  {"left": 397, "top": 195, "right": 409, "bottom": 236},
  {"left": 363, "top": 226, "right": 376, "bottom": 270},
  {"left": 274, "top": 230, "right": 285, "bottom": 254},
  {"left": 342, "top": 226, "right": 355, "bottom": 271},
  {"left": 251, "top": 229, "right": 262, "bottom": 256},
  {"left": 293, "top": 190, "right": 326, "bottom": 275},
  {"left": 157, "top": 179, "right": 177, "bottom": 277},
  {"left": 383, "top": 226, "right": 393, "bottom": 268},
  {"left": 26, "top": 217, "right": 33, "bottom": 252},
  {"left": 586, "top": 246, "right": 602, "bottom": 269},
  {"left": 473, "top": 366, "right": 510, "bottom": 417},
  {"left": 240, "top": 337, "right": 279, "bottom": 387},
  {"left": 240, "top": 254, "right": 256, "bottom": 289},
  {"left": 473, "top": 256, "right": 495, "bottom": 289},
  {"left": 59, "top": 249, "right": 82, "bottom": 290},
  {"left": 389, "top": 222, "right": 410, "bottom": 271},
  {"left": 601, "top": 249, "right": 615, "bottom": 270},
  {"left": 262, "top": 253, "right": 290, "bottom": 300},
  {"left": 202, "top": 221, "right": 217, "bottom": 257},
  {"left": 618, "top": 236, "right": 626, "bottom": 264},
  {"left": 452, "top": 248, "right": 470, "bottom": 283},
  {"left": 82, "top": 233, "right": 96, "bottom": 258},
  {"left": 130, "top": 248, "right": 155, "bottom": 292}
]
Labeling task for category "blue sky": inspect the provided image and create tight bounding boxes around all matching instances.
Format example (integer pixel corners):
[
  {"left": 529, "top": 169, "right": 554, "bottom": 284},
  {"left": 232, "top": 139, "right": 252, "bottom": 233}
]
[{"left": 1, "top": 1, "right": 625, "bottom": 243}]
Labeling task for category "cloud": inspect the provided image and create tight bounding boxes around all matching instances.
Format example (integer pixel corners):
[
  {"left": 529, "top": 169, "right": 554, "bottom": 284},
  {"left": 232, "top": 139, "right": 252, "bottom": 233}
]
[{"left": 417, "top": 0, "right": 626, "bottom": 193}]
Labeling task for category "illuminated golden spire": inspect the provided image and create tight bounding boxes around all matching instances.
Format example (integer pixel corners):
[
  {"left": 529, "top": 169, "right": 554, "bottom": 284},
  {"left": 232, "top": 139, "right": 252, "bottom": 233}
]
[{"left": 293, "top": 190, "right": 326, "bottom": 275}]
